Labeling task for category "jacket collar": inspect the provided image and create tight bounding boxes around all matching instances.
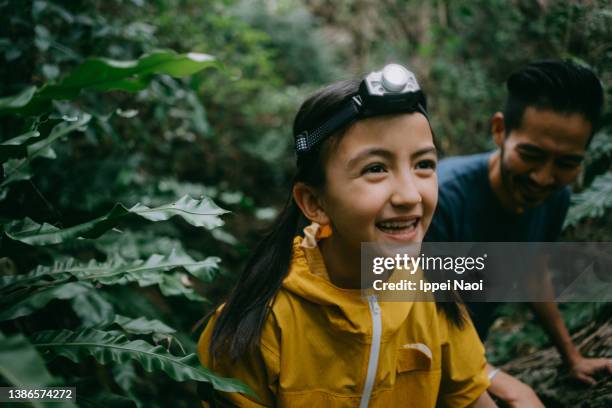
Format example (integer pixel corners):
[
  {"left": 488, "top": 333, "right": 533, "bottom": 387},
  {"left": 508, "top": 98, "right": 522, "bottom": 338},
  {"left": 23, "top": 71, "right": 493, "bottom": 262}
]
[{"left": 282, "top": 237, "right": 414, "bottom": 339}]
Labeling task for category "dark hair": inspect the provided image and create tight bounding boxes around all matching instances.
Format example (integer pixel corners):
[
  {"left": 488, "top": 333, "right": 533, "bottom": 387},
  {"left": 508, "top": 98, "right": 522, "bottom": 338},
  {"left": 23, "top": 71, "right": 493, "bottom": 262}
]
[
  {"left": 210, "top": 78, "right": 465, "bottom": 362},
  {"left": 503, "top": 60, "right": 604, "bottom": 142}
]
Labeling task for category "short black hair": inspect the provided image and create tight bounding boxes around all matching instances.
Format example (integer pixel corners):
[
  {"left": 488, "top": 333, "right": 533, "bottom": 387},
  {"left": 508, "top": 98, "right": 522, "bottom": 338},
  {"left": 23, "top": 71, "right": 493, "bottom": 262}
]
[{"left": 503, "top": 60, "right": 604, "bottom": 139}]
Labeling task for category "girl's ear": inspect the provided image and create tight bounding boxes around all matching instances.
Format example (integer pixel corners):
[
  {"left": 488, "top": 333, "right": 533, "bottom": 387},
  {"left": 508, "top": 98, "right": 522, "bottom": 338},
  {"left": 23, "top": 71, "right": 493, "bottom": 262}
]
[
  {"left": 293, "top": 182, "right": 330, "bottom": 226},
  {"left": 491, "top": 112, "right": 505, "bottom": 147}
]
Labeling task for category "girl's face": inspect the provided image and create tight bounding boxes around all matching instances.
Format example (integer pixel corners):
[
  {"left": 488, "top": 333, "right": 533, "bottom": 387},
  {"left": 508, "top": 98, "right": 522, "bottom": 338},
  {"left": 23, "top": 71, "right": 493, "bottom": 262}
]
[{"left": 319, "top": 113, "right": 438, "bottom": 253}]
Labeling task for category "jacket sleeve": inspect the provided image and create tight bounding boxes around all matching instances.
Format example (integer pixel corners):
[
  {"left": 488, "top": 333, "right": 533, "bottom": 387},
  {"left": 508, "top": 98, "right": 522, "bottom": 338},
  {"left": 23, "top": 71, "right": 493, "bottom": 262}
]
[
  {"left": 436, "top": 307, "right": 490, "bottom": 408},
  {"left": 197, "top": 309, "right": 280, "bottom": 407}
]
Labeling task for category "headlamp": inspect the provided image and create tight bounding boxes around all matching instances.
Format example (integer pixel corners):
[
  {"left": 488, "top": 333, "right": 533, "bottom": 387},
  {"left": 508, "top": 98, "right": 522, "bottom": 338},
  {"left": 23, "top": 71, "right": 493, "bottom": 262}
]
[{"left": 295, "top": 64, "right": 428, "bottom": 154}]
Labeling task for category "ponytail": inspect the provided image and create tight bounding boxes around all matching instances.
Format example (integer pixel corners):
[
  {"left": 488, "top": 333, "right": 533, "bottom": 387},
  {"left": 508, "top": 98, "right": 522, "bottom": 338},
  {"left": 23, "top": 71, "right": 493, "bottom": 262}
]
[
  {"left": 209, "top": 80, "right": 362, "bottom": 361},
  {"left": 209, "top": 196, "right": 302, "bottom": 361}
]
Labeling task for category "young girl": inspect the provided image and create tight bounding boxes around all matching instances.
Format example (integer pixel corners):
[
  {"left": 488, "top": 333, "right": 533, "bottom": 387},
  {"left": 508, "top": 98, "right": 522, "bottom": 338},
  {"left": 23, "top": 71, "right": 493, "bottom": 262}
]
[{"left": 198, "top": 65, "right": 495, "bottom": 407}]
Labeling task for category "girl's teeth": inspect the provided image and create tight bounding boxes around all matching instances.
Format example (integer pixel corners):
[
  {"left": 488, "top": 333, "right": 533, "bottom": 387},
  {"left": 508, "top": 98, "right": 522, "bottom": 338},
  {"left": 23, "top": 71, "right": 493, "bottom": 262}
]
[{"left": 378, "top": 220, "right": 417, "bottom": 229}]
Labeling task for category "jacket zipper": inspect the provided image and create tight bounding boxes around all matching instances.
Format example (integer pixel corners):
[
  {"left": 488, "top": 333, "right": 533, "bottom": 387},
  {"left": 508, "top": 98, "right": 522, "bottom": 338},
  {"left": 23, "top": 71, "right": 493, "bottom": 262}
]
[{"left": 360, "top": 295, "right": 381, "bottom": 408}]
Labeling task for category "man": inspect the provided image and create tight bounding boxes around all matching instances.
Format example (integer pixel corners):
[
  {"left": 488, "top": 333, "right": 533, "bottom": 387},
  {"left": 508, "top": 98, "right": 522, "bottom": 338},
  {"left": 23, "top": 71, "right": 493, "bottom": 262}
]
[{"left": 426, "top": 60, "right": 611, "bottom": 407}]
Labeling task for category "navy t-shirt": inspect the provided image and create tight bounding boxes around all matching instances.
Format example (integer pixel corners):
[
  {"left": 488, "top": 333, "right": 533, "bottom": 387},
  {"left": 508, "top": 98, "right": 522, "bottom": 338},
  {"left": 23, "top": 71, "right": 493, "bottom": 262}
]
[{"left": 425, "top": 152, "right": 570, "bottom": 339}]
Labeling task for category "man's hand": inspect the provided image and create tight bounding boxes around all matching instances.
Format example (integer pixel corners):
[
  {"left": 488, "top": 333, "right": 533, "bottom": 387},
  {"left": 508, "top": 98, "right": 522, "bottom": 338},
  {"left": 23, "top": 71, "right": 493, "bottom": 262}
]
[
  {"left": 568, "top": 356, "right": 612, "bottom": 385},
  {"left": 487, "top": 365, "right": 544, "bottom": 408}
]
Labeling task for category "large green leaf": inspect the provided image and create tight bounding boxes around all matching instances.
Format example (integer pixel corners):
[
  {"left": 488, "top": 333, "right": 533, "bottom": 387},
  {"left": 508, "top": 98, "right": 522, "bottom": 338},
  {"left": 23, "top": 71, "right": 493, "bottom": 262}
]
[
  {"left": 129, "top": 195, "right": 228, "bottom": 228},
  {"left": 2, "top": 250, "right": 219, "bottom": 294},
  {"left": 0, "top": 333, "right": 77, "bottom": 408},
  {"left": 4, "top": 195, "right": 228, "bottom": 245},
  {"left": 0, "top": 114, "right": 91, "bottom": 188},
  {"left": 1, "top": 51, "right": 220, "bottom": 116},
  {"left": 30, "top": 328, "right": 254, "bottom": 396},
  {"left": 0, "top": 282, "right": 91, "bottom": 321}
]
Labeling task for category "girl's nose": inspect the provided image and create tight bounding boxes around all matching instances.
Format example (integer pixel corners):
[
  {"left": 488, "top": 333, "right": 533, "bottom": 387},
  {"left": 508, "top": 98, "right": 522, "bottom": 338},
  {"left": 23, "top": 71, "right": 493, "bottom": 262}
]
[{"left": 390, "top": 174, "right": 422, "bottom": 207}]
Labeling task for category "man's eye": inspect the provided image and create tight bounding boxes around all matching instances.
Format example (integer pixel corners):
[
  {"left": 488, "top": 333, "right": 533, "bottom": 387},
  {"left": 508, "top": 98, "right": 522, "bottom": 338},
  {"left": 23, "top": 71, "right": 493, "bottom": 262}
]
[
  {"left": 556, "top": 160, "right": 580, "bottom": 170},
  {"left": 364, "top": 164, "right": 386, "bottom": 174},
  {"left": 415, "top": 160, "right": 436, "bottom": 170},
  {"left": 519, "top": 151, "right": 543, "bottom": 161}
]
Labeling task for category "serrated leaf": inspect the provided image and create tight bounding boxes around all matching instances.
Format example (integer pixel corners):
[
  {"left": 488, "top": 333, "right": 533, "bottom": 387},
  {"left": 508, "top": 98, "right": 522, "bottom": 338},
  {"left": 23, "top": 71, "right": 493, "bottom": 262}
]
[
  {"left": 30, "top": 328, "right": 254, "bottom": 396},
  {"left": 4, "top": 195, "right": 227, "bottom": 245},
  {"left": 130, "top": 195, "right": 228, "bottom": 229},
  {"left": 1, "top": 251, "right": 217, "bottom": 305},
  {"left": 2, "top": 250, "right": 218, "bottom": 287}
]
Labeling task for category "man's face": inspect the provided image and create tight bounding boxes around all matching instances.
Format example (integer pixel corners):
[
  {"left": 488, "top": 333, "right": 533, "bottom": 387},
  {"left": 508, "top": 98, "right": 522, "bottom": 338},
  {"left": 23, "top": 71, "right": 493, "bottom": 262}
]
[{"left": 498, "top": 107, "right": 592, "bottom": 209}]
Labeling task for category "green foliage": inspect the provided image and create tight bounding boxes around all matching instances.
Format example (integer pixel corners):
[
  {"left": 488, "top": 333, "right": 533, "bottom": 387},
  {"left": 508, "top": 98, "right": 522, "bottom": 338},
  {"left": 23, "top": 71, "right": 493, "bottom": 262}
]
[
  {"left": 564, "top": 126, "right": 612, "bottom": 238},
  {"left": 0, "top": 2, "right": 254, "bottom": 404},
  {"left": 0, "top": 51, "right": 219, "bottom": 117},
  {"left": 565, "top": 172, "right": 612, "bottom": 228},
  {"left": 30, "top": 328, "right": 252, "bottom": 395},
  {"left": 4, "top": 195, "right": 227, "bottom": 245}
]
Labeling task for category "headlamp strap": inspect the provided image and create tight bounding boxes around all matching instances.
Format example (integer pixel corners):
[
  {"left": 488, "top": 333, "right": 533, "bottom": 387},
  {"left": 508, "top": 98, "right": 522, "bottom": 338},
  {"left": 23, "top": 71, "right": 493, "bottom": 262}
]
[
  {"left": 294, "top": 97, "right": 429, "bottom": 154},
  {"left": 295, "top": 96, "right": 362, "bottom": 153}
]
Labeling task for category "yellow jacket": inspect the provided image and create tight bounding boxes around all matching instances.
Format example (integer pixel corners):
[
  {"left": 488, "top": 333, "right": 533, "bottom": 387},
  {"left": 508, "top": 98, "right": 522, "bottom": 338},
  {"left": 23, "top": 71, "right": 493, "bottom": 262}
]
[{"left": 198, "top": 237, "right": 489, "bottom": 407}]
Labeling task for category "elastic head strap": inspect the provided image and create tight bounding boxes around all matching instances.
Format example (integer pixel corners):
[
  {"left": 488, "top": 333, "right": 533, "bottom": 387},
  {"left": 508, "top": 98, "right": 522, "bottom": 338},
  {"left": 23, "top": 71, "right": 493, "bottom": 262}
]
[
  {"left": 295, "top": 96, "right": 362, "bottom": 154},
  {"left": 295, "top": 97, "right": 430, "bottom": 154}
]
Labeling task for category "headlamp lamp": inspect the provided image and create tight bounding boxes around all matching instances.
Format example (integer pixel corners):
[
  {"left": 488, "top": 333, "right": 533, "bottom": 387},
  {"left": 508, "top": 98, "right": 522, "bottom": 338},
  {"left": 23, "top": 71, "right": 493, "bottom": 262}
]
[{"left": 295, "top": 64, "right": 428, "bottom": 154}]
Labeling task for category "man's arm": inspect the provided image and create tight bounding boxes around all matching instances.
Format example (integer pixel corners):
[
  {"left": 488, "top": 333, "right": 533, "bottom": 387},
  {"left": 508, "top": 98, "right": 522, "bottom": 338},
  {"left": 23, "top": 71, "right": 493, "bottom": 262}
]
[
  {"left": 530, "top": 300, "right": 612, "bottom": 384},
  {"left": 529, "top": 256, "right": 612, "bottom": 384}
]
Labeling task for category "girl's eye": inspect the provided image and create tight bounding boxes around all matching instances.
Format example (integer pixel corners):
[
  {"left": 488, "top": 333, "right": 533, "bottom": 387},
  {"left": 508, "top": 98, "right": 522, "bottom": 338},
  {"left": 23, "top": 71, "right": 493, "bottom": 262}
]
[
  {"left": 363, "top": 164, "right": 387, "bottom": 174},
  {"left": 415, "top": 159, "right": 436, "bottom": 170}
]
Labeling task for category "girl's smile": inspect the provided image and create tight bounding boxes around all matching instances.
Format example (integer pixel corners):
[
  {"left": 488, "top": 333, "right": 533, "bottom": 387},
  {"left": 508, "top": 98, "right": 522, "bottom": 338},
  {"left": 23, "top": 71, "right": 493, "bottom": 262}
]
[{"left": 375, "top": 215, "right": 421, "bottom": 241}]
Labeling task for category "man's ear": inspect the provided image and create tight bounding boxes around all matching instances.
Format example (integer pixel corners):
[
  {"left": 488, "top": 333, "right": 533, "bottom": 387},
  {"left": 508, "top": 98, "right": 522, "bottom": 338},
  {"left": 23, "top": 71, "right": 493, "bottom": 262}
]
[
  {"left": 293, "top": 182, "right": 330, "bottom": 226},
  {"left": 491, "top": 112, "right": 505, "bottom": 147}
]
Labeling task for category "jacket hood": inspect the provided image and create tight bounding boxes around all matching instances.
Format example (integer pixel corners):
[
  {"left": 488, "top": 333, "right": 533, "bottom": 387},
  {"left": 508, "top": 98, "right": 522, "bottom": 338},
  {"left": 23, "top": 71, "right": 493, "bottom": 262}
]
[{"left": 281, "top": 237, "right": 414, "bottom": 339}]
